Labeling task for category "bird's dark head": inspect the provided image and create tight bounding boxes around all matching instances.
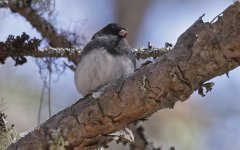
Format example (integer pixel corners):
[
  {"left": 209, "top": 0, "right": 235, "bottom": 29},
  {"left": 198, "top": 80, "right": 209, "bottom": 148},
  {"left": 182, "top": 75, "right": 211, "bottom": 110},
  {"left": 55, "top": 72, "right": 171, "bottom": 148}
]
[{"left": 92, "top": 23, "right": 128, "bottom": 40}]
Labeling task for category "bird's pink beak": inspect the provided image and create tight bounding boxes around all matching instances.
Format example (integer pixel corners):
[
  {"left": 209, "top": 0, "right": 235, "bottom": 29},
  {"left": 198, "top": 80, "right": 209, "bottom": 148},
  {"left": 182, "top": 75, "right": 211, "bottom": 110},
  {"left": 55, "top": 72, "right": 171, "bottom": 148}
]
[{"left": 118, "top": 29, "right": 128, "bottom": 38}]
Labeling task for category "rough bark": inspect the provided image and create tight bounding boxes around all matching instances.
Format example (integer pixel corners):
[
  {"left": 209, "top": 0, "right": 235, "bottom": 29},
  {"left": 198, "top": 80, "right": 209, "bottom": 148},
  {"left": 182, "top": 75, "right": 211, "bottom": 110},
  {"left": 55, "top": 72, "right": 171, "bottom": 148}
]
[{"left": 5, "top": 2, "right": 240, "bottom": 150}]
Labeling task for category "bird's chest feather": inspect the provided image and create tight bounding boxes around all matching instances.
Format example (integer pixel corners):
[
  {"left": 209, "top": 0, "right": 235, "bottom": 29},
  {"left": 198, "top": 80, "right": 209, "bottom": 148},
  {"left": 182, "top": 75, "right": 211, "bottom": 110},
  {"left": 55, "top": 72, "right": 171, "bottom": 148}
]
[{"left": 74, "top": 48, "right": 134, "bottom": 96}]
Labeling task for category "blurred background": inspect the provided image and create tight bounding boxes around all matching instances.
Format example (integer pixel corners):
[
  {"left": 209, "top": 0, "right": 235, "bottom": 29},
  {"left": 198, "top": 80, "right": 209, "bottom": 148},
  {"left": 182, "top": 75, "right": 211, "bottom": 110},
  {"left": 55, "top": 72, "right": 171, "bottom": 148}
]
[{"left": 0, "top": 0, "right": 240, "bottom": 150}]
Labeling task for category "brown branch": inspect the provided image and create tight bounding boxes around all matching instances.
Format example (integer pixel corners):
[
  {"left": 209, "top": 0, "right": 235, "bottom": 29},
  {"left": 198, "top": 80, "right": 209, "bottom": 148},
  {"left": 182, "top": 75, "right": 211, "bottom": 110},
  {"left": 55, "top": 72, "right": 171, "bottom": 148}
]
[
  {"left": 0, "top": 33, "right": 79, "bottom": 65},
  {"left": 5, "top": 2, "right": 240, "bottom": 150},
  {"left": 0, "top": 32, "right": 168, "bottom": 66},
  {"left": 1, "top": 0, "right": 73, "bottom": 48}
]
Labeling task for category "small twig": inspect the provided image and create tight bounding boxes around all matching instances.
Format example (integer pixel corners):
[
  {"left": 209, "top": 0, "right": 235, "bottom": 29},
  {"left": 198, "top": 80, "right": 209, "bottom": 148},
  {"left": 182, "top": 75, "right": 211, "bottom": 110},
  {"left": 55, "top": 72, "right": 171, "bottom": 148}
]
[
  {"left": 37, "top": 84, "right": 46, "bottom": 125},
  {"left": 63, "top": 62, "right": 76, "bottom": 72},
  {"left": 48, "top": 67, "right": 52, "bottom": 118},
  {"left": 210, "top": 11, "right": 224, "bottom": 24},
  {"left": 199, "top": 13, "right": 205, "bottom": 20}
]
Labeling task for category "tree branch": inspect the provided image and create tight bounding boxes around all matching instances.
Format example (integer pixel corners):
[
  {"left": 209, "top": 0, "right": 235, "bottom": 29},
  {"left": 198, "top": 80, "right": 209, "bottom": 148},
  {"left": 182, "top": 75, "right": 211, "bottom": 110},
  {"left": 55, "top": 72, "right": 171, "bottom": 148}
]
[
  {"left": 1, "top": 0, "right": 73, "bottom": 47},
  {"left": 5, "top": 2, "right": 240, "bottom": 150},
  {"left": 0, "top": 32, "right": 168, "bottom": 65}
]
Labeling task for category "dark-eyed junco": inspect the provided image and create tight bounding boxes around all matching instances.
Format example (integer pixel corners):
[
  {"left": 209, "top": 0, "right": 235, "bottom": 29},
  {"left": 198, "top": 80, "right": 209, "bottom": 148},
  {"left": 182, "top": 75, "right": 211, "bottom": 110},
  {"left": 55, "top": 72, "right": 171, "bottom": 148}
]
[{"left": 74, "top": 23, "right": 136, "bottom": 96}]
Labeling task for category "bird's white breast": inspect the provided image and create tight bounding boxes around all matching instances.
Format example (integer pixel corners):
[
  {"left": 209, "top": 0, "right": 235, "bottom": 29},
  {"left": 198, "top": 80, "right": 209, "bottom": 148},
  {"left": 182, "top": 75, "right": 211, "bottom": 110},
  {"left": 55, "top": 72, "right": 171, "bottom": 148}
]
[{"left": 74, "top": 48, "right": 135, "bottom": 96}]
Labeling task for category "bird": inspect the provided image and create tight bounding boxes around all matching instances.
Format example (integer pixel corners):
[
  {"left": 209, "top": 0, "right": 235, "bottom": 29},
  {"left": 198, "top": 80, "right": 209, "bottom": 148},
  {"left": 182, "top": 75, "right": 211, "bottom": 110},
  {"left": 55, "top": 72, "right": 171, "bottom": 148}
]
[{"left": 74, "top": 23, "right": 136, "bottom": 97}]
